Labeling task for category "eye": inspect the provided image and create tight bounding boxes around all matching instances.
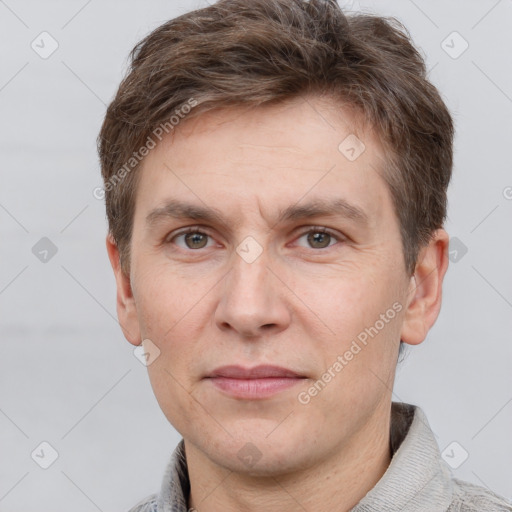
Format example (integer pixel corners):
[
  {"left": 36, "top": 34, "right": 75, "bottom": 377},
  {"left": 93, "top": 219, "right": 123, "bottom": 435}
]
[
  {"left": 169, "top": 228, "right": 216, "bottom": 250},
  {"left": 166, "top": 226, "right": 344, "bottom": 252},
  {"left": 295, "top": 227, "right": 343, "bottom": 250}
]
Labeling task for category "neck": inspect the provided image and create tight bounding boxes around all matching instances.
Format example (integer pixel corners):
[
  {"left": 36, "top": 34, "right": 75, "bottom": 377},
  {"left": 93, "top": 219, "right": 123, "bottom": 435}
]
[{"left": 186, "top": 406, "right": 392, "bottom": 512}]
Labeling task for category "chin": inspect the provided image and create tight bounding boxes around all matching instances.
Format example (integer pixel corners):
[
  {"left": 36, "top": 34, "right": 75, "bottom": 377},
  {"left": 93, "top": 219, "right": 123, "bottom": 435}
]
[{"left": 201, "top": 427, "right": 320, "bottom": 476}]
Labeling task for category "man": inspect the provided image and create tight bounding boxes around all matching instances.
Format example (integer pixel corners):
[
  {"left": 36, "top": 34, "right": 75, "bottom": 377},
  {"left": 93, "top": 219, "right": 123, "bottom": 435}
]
[{"left": 97, "top": 0, "right": 512, "bottom": 510}]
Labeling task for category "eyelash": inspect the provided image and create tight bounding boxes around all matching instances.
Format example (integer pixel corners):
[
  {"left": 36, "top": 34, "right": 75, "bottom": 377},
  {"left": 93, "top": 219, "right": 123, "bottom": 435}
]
[{"left": 166, "top": 226, "right": 345, "bottom": 251}]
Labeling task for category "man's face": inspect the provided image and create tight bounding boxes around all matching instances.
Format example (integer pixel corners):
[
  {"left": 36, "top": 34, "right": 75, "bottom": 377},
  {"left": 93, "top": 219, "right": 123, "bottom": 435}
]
[{"left": 113, "top": 96, "right": 421, "bottom": 474}]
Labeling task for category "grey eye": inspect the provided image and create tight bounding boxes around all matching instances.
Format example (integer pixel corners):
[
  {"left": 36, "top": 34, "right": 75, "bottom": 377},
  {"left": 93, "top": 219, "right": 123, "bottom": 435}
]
[
  {"left": 296, "top": 229, "right": 339, "bottom": 249},
  {"left": 184, "top": 232, "right": 209, "bottom": 249},
  {"left": 172, "top": 231, "right": 213, "bottom": 250},
  {"left": 306, "top": 231, "right": 333, "bottom": 249}
]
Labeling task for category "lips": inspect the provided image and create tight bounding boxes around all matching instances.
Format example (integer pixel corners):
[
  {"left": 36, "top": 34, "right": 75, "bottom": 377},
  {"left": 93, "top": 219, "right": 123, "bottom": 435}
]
[
  {"left": 207, "top": 365, "right": 304, "bottom": 379},
  {"left": 205, "top": 365, "right": 306, "bottom": 399}
]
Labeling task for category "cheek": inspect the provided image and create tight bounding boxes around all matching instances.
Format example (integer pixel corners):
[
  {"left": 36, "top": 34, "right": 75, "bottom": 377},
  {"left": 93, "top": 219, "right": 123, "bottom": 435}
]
[
  {"left": 133, "top": 266, "right": 213, "bottom": 381},
  {"left": 295, "top": 269, "right": 375, "bottom": 333},
  {"left": 146, "top": 360, "right": 203, "bottom": 439},
  {"left": 138, "top": 272, "right": 206, "bottom": 433},
  {"left": 133, "top": 264, "right": 199, "bottom": 337},
  {"left": 305, "top": 269, "right": 402, "bottom": 367}
]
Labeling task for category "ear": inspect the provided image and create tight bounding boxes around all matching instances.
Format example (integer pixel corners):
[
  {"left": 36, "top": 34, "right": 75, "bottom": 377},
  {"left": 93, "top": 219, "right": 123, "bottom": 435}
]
[
  {"left": 106, "top": 233, "right": 141, "bottom": 346},
  {"left": 400, "top": 228, "right": 450, "bottom": 346}
]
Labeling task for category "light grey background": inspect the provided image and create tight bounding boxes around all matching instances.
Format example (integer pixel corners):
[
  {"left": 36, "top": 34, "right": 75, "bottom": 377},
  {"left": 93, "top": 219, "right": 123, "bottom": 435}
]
[{"left": 0, "top": 0, "right": 511, "bottom": 510}]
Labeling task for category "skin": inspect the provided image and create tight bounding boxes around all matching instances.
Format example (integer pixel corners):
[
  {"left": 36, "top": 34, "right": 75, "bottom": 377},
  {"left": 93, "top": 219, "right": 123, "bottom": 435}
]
[{"left": 107, "top": 95, "right": 449, "bottom": 512}]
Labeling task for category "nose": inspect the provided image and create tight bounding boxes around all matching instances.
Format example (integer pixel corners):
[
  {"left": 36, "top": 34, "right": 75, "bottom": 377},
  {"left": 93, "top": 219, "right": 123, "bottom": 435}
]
[{"left": 214, "top": 246, "right": 291, "bottom": 339}]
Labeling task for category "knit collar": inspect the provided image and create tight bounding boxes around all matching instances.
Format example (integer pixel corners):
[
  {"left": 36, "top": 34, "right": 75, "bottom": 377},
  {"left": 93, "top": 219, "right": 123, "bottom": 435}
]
[{"left": 351, "top": 402, "right": 453, "bottom": 511}]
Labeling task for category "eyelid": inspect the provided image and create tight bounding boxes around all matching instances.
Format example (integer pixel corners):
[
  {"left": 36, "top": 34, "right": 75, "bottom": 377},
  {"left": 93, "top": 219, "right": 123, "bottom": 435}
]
[{"left": 295, "top": 225, "right": 344, "bottom": 239}]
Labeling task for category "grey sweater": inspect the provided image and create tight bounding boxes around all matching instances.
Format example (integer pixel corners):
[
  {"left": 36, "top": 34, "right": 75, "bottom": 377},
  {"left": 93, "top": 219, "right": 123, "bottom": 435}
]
[{"left": 128, "top": 402, "right": 512, "bottom": 511}]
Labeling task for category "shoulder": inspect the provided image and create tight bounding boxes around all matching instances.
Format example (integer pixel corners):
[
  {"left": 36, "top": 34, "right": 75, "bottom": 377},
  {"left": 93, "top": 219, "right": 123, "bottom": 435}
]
[
  {"left": 449, "top": 478, "right": 512, "bottom": 511},
  {"left": 127, "top": 493, "right": 158, "bottom": 512}
]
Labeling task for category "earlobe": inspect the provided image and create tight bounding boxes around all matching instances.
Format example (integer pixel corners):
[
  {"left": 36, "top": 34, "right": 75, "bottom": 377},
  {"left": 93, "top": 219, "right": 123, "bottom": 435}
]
[
  {"left": 400, "top": 229, "right": 450, "bottom": 346},
  {"left": 106, "top": 234, "right": 141, "bottom": 346}
]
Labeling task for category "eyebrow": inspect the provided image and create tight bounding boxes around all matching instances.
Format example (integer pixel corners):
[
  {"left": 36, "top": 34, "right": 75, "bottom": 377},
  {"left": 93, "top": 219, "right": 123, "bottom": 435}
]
[{"left": 145, "top": 197, "right": 369, "bottom": 230}]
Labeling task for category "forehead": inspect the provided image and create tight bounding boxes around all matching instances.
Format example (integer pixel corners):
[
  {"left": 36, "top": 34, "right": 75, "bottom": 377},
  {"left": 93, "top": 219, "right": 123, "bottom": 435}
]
[
  {"left": 134, "top": 96, "right": 391, "bottom": 229},
  {"left": 161, "top": 96, "right": 377, "bottom": 165}
]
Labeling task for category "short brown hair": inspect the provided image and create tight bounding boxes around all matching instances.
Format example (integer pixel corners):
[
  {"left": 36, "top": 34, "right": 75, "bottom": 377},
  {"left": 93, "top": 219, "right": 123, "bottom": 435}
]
[{"left": 97, "top": 0, "right": 454, "bottom": 278}]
